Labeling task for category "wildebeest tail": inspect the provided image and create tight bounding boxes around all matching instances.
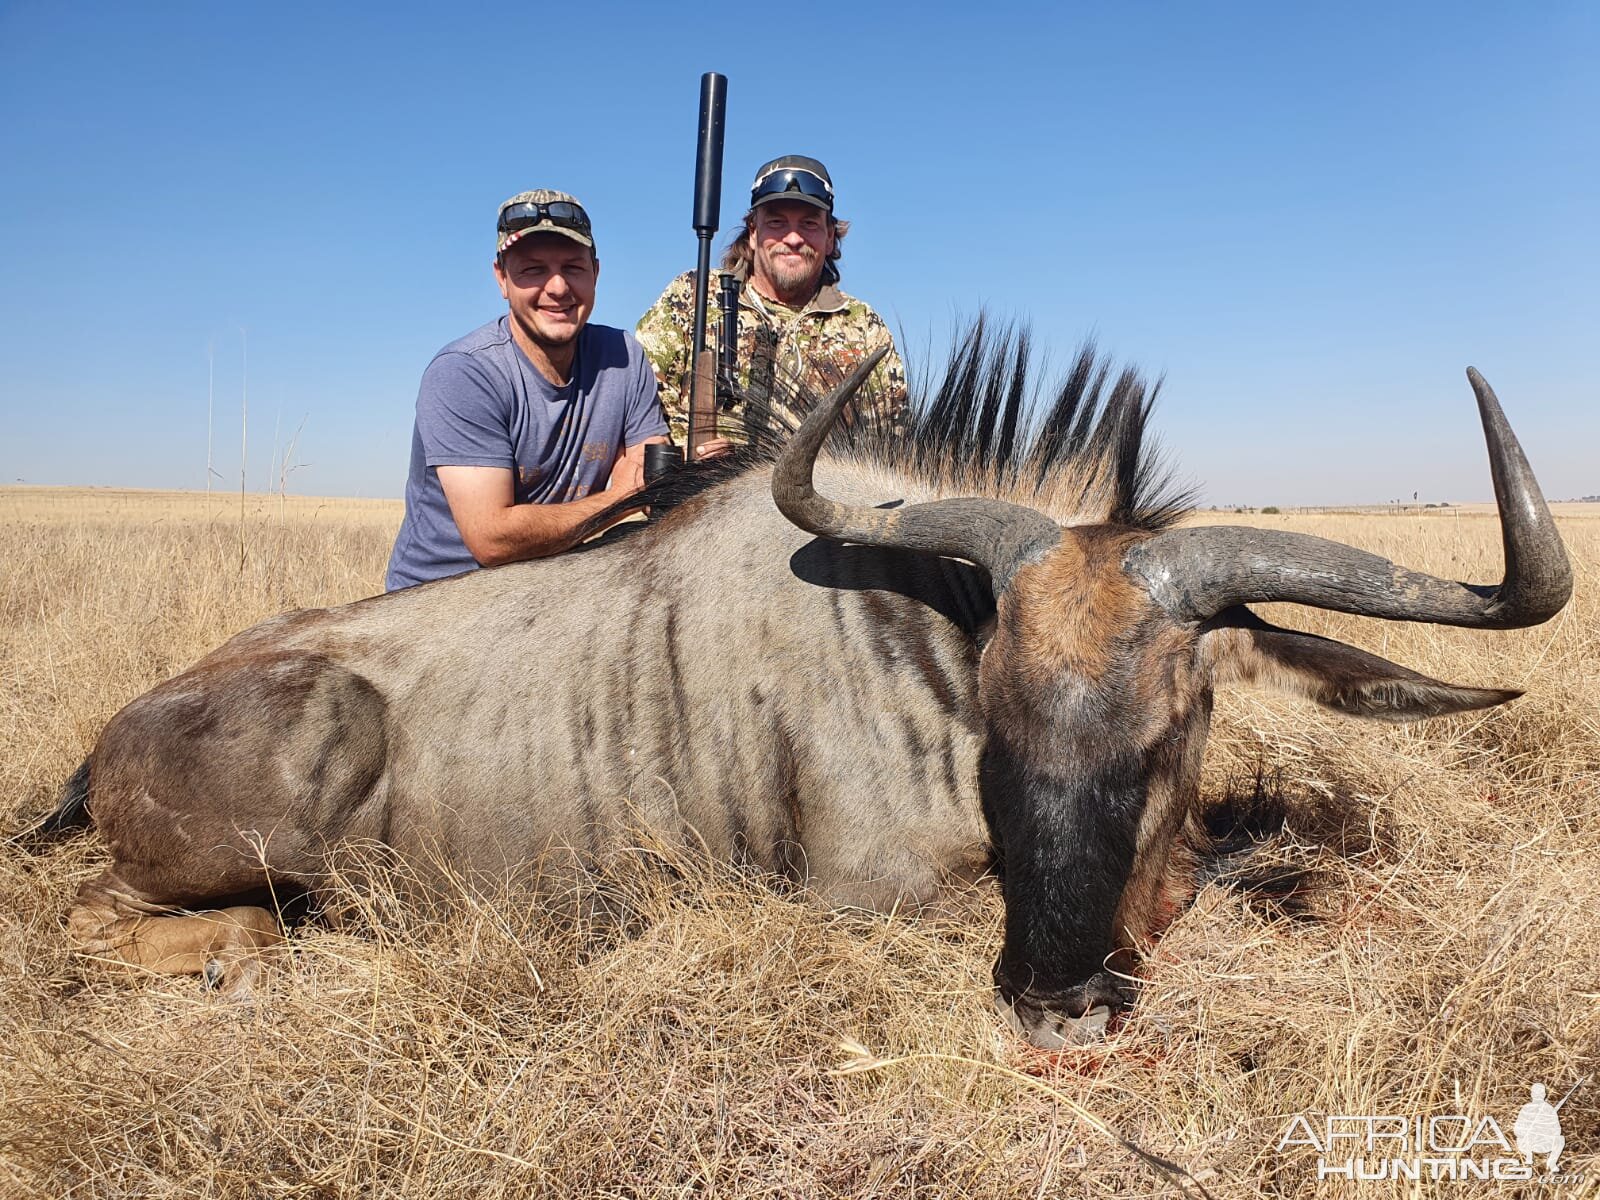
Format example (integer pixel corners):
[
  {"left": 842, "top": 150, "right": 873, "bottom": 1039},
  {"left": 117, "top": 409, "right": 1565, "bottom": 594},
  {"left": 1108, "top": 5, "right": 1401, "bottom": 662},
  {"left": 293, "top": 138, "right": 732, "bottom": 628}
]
[{"left": 9, "top": 757, "right": 92, "bottom": 850}]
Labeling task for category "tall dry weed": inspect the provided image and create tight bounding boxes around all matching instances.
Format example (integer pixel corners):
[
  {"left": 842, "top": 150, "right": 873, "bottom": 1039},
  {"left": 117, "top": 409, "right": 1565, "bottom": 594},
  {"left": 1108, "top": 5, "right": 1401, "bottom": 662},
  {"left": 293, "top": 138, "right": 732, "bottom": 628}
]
[{"left": 2, "top": 489, "right": 1596, "bottom": 1198}]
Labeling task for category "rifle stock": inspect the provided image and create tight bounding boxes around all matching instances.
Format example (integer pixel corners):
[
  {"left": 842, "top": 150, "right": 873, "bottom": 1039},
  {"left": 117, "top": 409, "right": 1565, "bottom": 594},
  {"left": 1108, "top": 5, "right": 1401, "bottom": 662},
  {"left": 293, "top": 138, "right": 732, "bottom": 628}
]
[{"left": 689, "top": 349, "right": 718, "bottom": 461}]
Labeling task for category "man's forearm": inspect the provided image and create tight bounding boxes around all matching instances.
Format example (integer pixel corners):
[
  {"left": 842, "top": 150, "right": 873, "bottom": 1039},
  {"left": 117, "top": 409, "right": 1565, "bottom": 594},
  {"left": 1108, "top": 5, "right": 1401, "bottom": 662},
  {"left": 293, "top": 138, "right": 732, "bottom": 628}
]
[{"left": 472, "top": 489, "right": 633, "bottom": 565}]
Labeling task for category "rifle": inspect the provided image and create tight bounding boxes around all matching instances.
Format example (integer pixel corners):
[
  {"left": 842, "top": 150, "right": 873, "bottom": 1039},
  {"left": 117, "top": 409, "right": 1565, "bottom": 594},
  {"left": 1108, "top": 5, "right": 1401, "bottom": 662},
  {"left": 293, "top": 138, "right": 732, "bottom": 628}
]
[
  {"left": 1553, "top": 1076, "right": 1588, "bottom": 1111},
  {"left": 686, "top": 71, "right": 727, "bottom": 463}
]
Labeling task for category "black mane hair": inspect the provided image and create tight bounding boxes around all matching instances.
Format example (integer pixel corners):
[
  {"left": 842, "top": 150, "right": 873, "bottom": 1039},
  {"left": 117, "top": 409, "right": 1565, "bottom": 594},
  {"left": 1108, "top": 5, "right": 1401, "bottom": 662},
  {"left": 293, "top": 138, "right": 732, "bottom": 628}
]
[{"left": 577, "top": 321, "right": 1193, "bottom": 544}]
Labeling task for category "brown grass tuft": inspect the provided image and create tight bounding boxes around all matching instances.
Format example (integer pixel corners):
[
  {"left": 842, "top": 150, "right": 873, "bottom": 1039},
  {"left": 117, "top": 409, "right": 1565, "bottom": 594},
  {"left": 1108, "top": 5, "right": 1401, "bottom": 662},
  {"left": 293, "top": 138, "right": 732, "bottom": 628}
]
[{"left": 2, "top": 488, "right": 1597, "bottom": 1197}]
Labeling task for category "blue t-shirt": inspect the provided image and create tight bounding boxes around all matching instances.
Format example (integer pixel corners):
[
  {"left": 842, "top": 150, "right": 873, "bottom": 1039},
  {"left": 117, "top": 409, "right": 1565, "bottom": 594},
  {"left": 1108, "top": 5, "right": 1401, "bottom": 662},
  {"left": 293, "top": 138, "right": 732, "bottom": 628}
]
[{"left": 386, "top": 318, "right": 668, "bottom": 590}]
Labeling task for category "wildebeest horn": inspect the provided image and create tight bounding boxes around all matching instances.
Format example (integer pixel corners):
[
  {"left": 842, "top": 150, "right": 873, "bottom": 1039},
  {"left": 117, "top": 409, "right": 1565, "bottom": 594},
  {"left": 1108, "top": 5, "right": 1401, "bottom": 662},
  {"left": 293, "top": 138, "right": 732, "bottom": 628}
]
[
  {"left": 1124, "top": 369, "right": 1572, "bottom": 627},
  {"left": 772, "top": 348, "right": 1061, "bottom": 589}
]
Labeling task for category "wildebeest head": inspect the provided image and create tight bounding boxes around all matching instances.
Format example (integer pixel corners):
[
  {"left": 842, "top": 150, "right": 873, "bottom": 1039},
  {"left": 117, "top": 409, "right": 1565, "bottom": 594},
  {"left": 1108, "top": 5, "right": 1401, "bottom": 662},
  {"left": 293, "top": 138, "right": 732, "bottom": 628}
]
[{"left": 774, "top": 347, "right": 1571, "bottom": 1048}]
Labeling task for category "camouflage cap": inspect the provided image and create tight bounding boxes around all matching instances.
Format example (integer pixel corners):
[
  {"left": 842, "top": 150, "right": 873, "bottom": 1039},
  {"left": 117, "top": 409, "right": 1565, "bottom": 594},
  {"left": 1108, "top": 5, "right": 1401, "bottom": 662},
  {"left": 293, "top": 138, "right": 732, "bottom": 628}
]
[
  {"left": 750, "top": 155, "right": 834, "bottom": 212},
  {"left": 496, "top": 188, "right": 595, "bottom": 255}
]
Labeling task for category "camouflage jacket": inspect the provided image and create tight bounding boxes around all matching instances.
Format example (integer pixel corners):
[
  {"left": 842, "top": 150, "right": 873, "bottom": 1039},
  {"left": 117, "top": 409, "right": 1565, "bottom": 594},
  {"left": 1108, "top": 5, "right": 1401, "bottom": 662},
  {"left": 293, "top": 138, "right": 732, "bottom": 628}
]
[{"left": 634, "top": 267, "right": 908, "bottom": 445}]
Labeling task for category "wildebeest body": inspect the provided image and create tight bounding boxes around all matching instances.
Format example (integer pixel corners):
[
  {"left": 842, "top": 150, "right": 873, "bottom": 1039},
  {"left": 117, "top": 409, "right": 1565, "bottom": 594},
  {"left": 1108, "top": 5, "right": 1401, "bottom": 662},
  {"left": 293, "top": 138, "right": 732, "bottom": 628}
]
[{"left": 89, "top": 464, "right": 995, "bottom": 919}]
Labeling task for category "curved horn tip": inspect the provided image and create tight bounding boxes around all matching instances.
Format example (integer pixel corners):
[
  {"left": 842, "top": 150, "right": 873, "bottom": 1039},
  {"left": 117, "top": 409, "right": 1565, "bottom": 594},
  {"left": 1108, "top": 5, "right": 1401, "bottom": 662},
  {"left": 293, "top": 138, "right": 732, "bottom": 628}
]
[
  {"left": 771, "top": 345, "right": 892, "bottom": 523},
  {"left": 1465, "top": 366, "right": 1504, "bottom": 410},
  {"left": 839, "top": 345, "right": 891, "bottom": 397},
  {"left": 799, "top": 345, "right": 890, "bottom": 437}
]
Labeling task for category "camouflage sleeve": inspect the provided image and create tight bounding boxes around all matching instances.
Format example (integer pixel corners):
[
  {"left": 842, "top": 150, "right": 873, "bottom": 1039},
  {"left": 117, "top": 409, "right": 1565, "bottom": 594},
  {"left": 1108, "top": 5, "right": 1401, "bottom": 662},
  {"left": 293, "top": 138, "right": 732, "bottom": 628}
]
[
  {"left": 634, "top": 272, "right": 697, "bottom": 444},
  {"left": 856, "top": 304, "right": 910, "bottom": 436}
]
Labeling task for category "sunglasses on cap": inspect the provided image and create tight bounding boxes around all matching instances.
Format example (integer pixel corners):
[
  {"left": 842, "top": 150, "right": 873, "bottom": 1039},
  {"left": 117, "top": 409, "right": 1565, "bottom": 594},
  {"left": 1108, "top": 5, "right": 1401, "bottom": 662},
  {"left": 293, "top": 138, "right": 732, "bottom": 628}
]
[
  {"left": 750, "top": 167, "right": 833, "bottom": 209},
  {"left": 497, "top": 200, "right": 593, "bottom": 236}
]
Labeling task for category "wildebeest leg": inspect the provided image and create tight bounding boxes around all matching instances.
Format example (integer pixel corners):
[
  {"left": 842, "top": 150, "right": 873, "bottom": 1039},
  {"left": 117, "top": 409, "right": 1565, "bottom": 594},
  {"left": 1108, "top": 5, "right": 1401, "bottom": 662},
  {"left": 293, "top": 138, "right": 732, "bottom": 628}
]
[
  {"left": 64, "top": 651, "right": 390, "bottom": 994},
  {"left": 67, "top": 871, "right": 284, "bottom": 997}
]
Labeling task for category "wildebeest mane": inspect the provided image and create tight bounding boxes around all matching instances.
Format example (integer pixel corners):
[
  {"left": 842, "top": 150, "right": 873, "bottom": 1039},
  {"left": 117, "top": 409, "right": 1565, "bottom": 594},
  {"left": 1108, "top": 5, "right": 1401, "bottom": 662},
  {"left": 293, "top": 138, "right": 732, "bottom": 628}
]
[{"left": 581, "top": 321, "right": 1193, "bottom": 543}]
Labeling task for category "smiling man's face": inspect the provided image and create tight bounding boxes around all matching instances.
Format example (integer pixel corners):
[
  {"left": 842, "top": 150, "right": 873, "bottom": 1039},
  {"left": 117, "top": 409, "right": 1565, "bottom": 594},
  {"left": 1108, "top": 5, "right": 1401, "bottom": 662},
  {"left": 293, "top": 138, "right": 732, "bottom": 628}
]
[
  {"left": 747, "top": 199, "right": 834, "bottom": 306},
  {"left": 494, "top": 233, "right": 598, "bottom": 353}
]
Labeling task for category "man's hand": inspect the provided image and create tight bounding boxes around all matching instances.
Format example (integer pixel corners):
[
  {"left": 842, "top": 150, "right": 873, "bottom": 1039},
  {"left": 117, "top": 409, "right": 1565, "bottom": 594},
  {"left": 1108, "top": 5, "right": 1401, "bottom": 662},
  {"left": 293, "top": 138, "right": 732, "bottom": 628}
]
[
  {"left": 691, "top": 437, "right": 734, "bottom": 461},
  {"left": 608, "top": 449, "right": 646, "bottom": 495}
]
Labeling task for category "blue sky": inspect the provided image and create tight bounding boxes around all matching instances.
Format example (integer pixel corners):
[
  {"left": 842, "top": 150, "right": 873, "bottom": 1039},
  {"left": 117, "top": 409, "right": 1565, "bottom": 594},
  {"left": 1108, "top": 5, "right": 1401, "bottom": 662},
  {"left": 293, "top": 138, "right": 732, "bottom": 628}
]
[{"left": 1, "top": 1, "right": 1594, "bottom": 506}]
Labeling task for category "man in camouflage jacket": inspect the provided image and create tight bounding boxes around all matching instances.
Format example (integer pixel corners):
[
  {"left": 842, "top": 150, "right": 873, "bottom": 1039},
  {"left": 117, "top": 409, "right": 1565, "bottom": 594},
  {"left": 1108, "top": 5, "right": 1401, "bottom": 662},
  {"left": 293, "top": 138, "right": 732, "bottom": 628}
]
[{"left": 635, "top": 155, "right": 907, "bottom": 451}]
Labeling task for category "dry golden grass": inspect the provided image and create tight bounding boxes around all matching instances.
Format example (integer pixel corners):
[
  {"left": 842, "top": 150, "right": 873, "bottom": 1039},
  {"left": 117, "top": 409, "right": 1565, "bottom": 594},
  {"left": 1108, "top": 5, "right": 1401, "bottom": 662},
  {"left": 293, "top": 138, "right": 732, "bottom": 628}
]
[{"left": 1, "top": 487, "right": 1596, "bottom": 1198}]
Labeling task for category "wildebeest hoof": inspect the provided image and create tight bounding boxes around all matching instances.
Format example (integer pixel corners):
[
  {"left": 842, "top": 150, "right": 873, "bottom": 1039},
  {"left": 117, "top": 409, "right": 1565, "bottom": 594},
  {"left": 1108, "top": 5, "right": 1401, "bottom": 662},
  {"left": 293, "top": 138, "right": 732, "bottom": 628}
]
[
  {"left": 996, "top": 994, "right": 1113, "bottom": 1049},
  {"left": 200, "top": 955, "right": 261, "bottom": 1000}
]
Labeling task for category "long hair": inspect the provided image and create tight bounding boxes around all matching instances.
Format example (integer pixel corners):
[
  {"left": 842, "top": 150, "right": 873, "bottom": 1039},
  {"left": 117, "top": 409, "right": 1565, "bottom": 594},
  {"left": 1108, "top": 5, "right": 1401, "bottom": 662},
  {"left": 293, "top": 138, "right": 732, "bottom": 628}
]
[
  {"left": 719, "top": 208, "right": 850, "bottom": 287},
  {"left": 577, "top": 323, "right": 1193, "bottom": 543}
]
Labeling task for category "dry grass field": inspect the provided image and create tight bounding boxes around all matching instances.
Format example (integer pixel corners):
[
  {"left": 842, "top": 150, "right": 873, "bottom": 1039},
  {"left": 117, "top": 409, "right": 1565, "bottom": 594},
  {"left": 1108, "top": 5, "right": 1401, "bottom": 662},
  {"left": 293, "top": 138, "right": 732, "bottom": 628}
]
[{"left": 1, "top": 486, "right": 1596, "bottom": 1198}]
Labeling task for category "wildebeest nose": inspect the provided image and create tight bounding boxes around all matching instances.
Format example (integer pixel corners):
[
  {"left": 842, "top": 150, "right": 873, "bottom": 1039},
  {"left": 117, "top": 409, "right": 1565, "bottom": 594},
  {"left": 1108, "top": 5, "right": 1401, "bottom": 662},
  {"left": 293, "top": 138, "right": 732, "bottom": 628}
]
[
  {"left": 1066, "top": 970, "right": 1134, "bottom": 1016},
  {"left": 994, "top": 990, "right": 1116, "bottom": 1049}
]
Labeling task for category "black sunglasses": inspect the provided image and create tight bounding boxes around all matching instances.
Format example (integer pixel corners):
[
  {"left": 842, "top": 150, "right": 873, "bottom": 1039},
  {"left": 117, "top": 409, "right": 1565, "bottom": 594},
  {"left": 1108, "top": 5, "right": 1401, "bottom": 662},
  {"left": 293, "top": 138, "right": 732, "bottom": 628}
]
[
  {"left": 750, "top": 168, "right": 833, "bottom": 209},
  {"left": 497, "top": 200, "right": 592, "bottom": 235}
]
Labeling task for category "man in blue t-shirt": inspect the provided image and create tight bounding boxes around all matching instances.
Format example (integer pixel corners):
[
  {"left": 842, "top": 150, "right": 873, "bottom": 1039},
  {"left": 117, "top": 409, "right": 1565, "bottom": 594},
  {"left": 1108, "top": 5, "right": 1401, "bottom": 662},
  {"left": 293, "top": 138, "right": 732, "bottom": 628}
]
[{"left": 386, "top": 189, "right": 670, "bottom": 590}]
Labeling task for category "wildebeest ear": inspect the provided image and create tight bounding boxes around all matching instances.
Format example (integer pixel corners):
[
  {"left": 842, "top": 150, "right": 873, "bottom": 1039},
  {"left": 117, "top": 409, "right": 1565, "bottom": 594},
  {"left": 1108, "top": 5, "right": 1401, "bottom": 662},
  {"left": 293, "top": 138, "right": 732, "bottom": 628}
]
[{"left": 1200, "top": 607, "right": 1522, "bottom": 722}]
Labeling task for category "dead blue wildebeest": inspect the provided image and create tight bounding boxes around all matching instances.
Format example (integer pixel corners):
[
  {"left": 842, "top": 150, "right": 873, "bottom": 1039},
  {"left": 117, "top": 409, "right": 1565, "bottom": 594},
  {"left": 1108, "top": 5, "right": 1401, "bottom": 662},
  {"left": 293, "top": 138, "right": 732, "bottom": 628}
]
[{"left": 21, "top": 333, "right": 1571, "bottom": 1047}]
